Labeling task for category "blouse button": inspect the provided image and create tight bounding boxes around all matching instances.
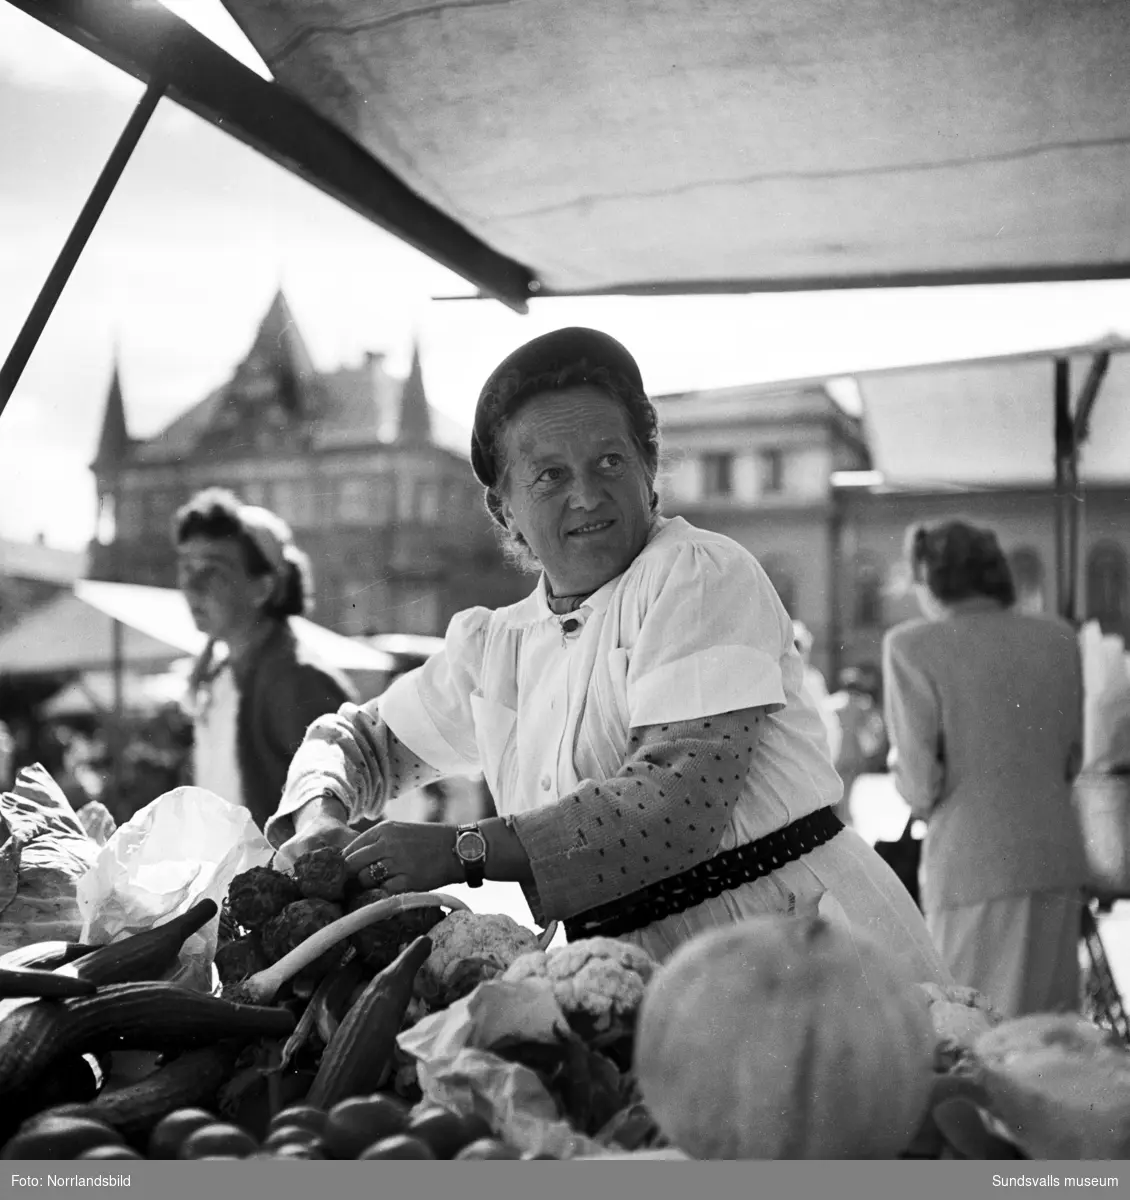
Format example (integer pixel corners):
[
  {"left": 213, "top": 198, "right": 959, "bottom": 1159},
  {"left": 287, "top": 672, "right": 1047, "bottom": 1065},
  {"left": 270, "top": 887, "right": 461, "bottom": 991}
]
[{"left": 540, "top": 775, "right": 552, "bottom": 791}]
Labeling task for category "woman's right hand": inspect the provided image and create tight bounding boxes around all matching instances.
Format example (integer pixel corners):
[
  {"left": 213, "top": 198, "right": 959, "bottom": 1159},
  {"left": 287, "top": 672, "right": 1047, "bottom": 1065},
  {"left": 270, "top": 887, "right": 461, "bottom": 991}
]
[{"left": 272, "top": 794, "right": 353, "bottom": 872}]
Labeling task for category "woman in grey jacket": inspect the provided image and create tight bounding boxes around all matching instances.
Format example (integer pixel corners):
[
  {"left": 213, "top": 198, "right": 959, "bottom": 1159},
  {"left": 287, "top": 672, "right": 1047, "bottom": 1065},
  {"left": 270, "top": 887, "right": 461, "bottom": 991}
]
[{"left": 884, "top": 520, "right": 1087, "bottom": 1017}]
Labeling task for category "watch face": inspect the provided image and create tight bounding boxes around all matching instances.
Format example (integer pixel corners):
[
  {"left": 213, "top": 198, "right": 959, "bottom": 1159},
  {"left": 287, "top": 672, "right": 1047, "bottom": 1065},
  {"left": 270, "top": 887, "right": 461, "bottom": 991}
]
[{"left": 457, "top": 830, "right": 486, "bottom": 862}]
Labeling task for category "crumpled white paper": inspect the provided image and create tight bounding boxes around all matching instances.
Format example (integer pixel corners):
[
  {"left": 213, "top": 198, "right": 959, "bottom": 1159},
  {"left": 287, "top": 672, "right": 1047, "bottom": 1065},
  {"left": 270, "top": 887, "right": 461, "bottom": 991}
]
[
  {"left": 396, "top": 977, "right": 611, "bottom": 1159},
  {"left": 76, "top": 787, "right": 272, "bottom": 991}
]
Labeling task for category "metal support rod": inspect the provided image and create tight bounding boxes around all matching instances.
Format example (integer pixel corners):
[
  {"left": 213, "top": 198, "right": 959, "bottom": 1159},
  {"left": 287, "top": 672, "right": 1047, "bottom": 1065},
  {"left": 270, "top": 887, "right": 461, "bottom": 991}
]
[
  {"left": 1065, "top": 352, "right": 1110, "bottom": 625},
  {"left": 1073, "top": 352, "right": 1112, "bottom": 449},
  {"left": 1053, "top": 358, "right": 1071, "bottom": 619},
  {"left": 1066, "top": 436, "right": 1081, "bottom": 624},
  {"left": 0, "top": 77, "right": 165, "bottom": 420}
]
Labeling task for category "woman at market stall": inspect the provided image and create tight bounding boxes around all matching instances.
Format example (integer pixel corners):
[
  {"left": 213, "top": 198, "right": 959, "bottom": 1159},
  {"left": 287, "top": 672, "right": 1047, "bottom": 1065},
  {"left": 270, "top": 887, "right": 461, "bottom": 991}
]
[
  {"left": 884, "top": 519, "right": 1088, "bottom": 1015},
  {"left": 175, "top": 487, "right": 358, "bottom": 831},
  {"left": 268, "top": 328, "right": 946, "bottom": 980}
]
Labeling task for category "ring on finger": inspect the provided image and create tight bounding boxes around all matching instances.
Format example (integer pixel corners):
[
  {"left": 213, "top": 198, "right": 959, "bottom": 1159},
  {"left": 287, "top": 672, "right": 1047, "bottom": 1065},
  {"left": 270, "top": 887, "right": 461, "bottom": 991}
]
[{"left": 365, "top": 860, "right": 389, "bottom": 888}]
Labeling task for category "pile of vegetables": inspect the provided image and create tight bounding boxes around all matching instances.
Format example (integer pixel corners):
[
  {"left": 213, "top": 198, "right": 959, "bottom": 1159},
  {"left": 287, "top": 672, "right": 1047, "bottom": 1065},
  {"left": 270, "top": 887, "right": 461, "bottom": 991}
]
[
  {"left": 3, "top": 843, "right": 1125, "bottom": 1163},
  {"left": 0, "top": 846, "right": 580, "bottom": 1160}
]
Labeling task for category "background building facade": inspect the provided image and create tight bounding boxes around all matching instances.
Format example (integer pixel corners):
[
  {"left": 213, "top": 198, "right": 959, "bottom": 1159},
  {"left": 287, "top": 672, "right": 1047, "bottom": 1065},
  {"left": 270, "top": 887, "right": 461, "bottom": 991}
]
[
  {"left": 83, "top": 304, "right": 1130, "bottom": 676},
  {"left": 653, "top": 380, "right": 871, "bottom": 680},
  {"left": 654, "top": 376, "right": 1130, "bottom": 684},
  {"left": 87, "top": 292, "right": 527, "bottom": 635}
]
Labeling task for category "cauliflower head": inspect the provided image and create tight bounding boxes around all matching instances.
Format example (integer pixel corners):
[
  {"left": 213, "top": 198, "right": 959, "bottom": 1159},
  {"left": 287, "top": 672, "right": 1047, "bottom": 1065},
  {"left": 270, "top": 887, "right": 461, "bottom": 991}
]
[
  {"left": 917, "top": 980, "right": 1003, "bottom": 1072},
  {"left": 416, "top": 910, "right": 539, "bottom": 1005},
  {"left": 503, "top": 937, "right": 658, "bottom": 1027}
]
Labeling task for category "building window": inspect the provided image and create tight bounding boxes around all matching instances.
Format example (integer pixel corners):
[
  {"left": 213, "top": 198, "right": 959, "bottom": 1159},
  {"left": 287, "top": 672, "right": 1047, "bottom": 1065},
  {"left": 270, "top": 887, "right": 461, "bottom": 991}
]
[
  {"left": 337, "top": 477, "right": 370, "bottom": 525},
  {"left": 416, "top": 483, "right": 440, "bottom": 524},
  {"left": 854, "top": 557, "right": 884, "bottom": 628},
  {"left": 1008, "top": 547, "right": 1046, "bottom": 615},
  {"left": 760, "top": 556, "right": 797, "bottom": 615},
  {"left": 760, "top": 448, "right": 785, "bottom": 494},
  {"left": 371, "top": 477, "right": 396, "bottom": 525},
  {"left": 149, "top": 489, "right": 178, "bottom": 537},
  {"left": 270, "top": 478, "right": 316, "bottom": 529},
  {"left": 116, "top": 495, "right": 142, "bottom": 539},
  {"left": 95, "top": 494, "right": 116, "bottom": 545},
  {"left": 702, "top": 453, "right": 733, "bottom": 498},
  {"left": 1087, "top": 542, "right": 1128, "bottom": 634}
]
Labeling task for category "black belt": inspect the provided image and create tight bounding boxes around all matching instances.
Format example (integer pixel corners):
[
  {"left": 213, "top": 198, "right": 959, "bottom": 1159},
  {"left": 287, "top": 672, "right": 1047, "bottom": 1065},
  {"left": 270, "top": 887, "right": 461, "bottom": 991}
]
[{"left": 563, "top": 807, "right": 844, "bottom": 942}]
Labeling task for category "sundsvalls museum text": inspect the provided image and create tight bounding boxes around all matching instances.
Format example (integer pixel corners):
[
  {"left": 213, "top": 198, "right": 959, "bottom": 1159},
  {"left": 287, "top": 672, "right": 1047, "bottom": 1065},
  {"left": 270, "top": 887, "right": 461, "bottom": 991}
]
[
  {"left": 993, "top": 1177, "right": 1120, "bottom": 1189},
  {"left": 11, "top": 1175, "right": 131, "bottom": 1187}
]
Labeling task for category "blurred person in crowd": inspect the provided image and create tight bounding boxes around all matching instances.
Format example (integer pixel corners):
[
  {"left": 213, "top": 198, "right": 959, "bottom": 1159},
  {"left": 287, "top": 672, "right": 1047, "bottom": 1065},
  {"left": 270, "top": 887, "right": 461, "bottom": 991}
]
[
  {"left": 884, "top": 519, "right": 1087, "bottom": 1016},
  {"left": 175, "top": 488, "right": 358, "bottom": 831},
  {"left": 793, "top": 621, "right": 842, "bottom": 763},
  {"left": 266, "top": 327, "right": 946, "bottom": 982},
  {"left": 829, "top": 665, "right": 889, "bottom": 826}
]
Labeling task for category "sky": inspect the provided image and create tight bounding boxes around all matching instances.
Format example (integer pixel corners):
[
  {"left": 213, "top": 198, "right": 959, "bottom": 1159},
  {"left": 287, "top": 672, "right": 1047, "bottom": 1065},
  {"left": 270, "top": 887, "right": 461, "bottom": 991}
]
[{"left": 2, "top": 1, "right": 1130, "bottom": 551}]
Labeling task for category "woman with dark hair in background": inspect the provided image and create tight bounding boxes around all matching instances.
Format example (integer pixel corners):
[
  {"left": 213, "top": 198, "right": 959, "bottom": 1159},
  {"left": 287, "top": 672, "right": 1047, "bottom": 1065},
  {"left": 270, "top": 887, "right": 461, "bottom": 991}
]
[
  {"left": 174, "top": 488, "right": 357, "bottom": 831},
  {"left": 884, "top": 519, "right": 1088, "bottom": 1016}
]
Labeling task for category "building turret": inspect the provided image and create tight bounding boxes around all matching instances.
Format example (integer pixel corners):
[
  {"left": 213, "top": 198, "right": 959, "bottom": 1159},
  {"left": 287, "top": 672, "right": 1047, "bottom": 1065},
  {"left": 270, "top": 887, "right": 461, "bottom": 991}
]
[{"left": 396, "top": 340, "right": 433, "bottom": 444}]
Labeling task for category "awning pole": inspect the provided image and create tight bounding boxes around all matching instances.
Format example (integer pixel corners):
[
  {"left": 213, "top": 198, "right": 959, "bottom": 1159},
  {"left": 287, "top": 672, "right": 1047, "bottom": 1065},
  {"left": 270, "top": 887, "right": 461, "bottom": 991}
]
[
  {"left": 0, "top": 77, "right": 166, "bottom": 419},
  {"left": 1053, "top": 358, "right": 1071, "bottom": 619},
  {"left": 1065, "top": 352, "right": 1111, "bottom": 625}
]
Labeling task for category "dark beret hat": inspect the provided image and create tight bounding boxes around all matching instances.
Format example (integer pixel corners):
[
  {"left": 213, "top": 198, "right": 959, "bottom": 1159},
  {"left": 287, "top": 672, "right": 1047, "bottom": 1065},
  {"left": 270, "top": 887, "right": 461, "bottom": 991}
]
[{"left": 470, "top": 326, "right": 645, "bottom": 487}]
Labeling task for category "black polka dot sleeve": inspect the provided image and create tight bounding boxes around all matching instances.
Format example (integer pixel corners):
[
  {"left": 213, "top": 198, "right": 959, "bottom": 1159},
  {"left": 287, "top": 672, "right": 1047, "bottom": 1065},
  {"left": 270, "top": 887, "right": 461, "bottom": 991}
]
[{"left": 505, "top": 706, "right": 767, "bottom": 921}]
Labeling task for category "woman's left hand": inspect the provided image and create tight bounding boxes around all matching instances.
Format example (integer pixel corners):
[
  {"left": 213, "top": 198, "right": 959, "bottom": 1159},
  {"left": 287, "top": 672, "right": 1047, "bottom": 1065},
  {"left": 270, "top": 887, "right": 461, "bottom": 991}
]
[{"left": 344, "top": 820, "right": 461, "bottom": 894}]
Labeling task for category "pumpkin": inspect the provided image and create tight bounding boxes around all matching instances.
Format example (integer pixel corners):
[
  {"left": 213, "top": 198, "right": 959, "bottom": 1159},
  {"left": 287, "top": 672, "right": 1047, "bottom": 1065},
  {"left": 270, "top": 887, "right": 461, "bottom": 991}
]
[{"left": 634, "top": 914, "right": 937, "bottom": 1159}]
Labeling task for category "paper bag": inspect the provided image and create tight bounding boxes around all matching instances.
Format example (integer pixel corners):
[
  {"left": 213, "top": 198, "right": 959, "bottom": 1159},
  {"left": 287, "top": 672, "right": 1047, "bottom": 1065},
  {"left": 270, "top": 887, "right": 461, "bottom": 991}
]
[
  {"left": 76, "top": 786, "right": 272, "bottom": 991},
  {"left": 397, "top": 978, "right": 610, "bottom": 1159}
]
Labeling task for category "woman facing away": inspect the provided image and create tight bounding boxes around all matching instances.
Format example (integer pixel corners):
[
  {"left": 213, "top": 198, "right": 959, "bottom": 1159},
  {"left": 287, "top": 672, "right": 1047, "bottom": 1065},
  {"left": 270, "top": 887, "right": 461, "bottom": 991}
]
[
  {"left": 884, "top": 520, "right": 1089, "bottom": 1016},
  {"left": 268, "top": 327, "right": 946, "bottom": 982}
]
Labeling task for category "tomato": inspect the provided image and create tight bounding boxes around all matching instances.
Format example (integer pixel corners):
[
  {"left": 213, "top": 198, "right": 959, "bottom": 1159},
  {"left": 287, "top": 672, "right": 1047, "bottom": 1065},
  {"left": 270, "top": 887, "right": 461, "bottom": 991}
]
[
  {"left": 407, "top": 1108, "right": 477, "bottom": 1156},
  {"left": 358, "top": 1135, "right": 436, "bottom": 1160},
  {"left": 147, "top": 1108, "right": 217, "bottom": 1160},
  {"left": 3, "top": 1116, "right": 124, "bottom": 1160},
  {"left": 177, "top": 1122, "right": 259, "bottom": 1160},
  {"left": 267, "top": 1142, "right": 327, "bottom": 1160},
  {"left": 323, "top": 1096, "right": 409, "bottom": 1160},
  {"left": 261, "top": 1125, "right": 326, "bottom": 1157},
  {"left": 75, "top": 1145, "right": 144, "bottom": 1160},
  {"left": 454, "top": 1138, "right": 523, "bottom": 1160},
  {"left": 268, "top": 1104, "right": 327, "bottom": 1136}
]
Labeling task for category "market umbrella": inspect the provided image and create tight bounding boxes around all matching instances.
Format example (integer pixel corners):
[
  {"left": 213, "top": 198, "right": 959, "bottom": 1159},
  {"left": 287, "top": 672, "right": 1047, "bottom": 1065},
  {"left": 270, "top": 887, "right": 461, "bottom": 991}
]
[
  {"left": 0, "top": 579, "right": 399, "bottom": 782},
  {"left": 0, "top": 580, "right": 400, "bottom": 678}
]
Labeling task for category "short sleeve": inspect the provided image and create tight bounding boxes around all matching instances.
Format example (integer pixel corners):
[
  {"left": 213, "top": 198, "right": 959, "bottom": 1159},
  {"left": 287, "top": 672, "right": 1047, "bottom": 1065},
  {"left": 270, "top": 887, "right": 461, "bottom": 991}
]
[
  {"left": 625, "top": 534, "right": 791, "bottom": 727},
  {"left": 376, "top": 607, "right": 490, "bottom": 777}
]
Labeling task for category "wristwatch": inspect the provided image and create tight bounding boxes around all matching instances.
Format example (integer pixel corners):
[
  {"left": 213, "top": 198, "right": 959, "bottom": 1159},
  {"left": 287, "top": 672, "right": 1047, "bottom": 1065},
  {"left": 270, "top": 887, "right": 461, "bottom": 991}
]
[{"left": 454, "top": 822, "right": 487, "bottom": 888}]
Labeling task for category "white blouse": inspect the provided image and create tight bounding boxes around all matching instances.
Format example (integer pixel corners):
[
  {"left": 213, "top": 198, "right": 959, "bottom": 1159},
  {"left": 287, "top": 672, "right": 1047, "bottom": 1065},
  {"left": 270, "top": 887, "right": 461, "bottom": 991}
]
[
  {"left": 373, "top": 516, "right": 841, "bottom": 844},
  {"left": 191, "top": 662, "right": 245, "bottom": 809}
]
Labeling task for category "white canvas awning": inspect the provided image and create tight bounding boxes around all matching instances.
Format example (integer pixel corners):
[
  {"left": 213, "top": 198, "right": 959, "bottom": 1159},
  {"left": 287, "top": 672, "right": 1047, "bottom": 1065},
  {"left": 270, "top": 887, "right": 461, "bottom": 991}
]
[
  {"left": 0, "top": 579, "right": 398, "bottom": 676},
  {"left": 13, "top": 0, "right": 1130, "bottom": 309},
  {"left": 850, "top": 337, "right": 1130, "bottom": 487}
]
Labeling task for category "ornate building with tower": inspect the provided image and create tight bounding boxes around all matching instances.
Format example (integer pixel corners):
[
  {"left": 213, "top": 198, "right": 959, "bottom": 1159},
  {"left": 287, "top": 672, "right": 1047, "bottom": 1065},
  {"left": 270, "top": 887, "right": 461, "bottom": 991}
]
[{"left": 87, "top": 291, "right": 526, "bottom": 635}]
